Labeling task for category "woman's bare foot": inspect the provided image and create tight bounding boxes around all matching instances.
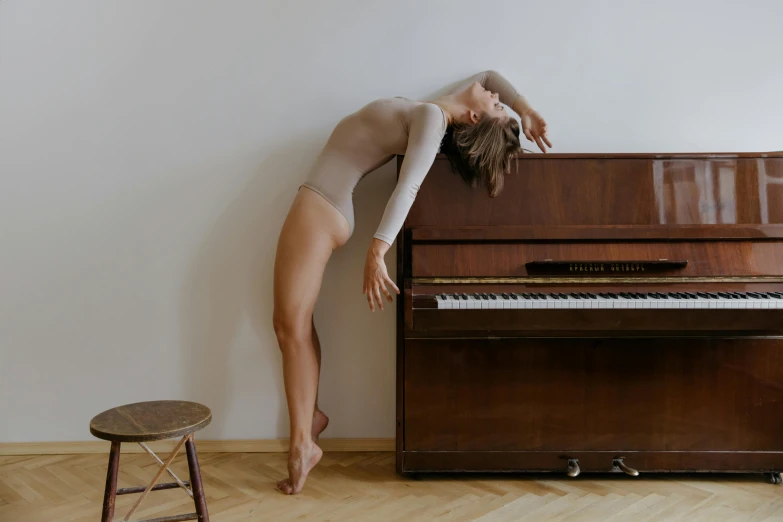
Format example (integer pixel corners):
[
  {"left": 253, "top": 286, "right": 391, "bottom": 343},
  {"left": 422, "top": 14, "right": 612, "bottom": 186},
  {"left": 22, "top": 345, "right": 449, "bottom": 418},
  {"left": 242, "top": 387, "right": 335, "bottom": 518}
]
[
  {"left": 312, "top": 409, "right": 329, "bottom": 441},
  {"left": 276, "top": 441, "right": 323, "bottom": 495}
]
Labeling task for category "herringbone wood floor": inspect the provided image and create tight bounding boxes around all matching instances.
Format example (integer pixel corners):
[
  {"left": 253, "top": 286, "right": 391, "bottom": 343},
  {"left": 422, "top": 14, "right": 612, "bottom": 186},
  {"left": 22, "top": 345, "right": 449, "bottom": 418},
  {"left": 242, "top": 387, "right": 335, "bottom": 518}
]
[{"left": 2, "top": 451, "right": 783, "bottom": 521}]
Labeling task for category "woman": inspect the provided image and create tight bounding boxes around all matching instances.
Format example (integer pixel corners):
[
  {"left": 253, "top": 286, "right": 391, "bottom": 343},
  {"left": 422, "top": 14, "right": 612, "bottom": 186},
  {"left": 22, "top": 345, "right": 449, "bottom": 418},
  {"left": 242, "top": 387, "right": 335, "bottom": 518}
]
[{"left": 273, "top": 70, "right": 551, "bottom": 494}]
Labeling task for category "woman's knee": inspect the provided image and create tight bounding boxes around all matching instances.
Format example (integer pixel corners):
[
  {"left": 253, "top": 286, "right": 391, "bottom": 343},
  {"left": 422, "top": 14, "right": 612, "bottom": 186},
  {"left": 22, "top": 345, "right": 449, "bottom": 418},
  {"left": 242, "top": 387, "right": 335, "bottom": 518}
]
[{"left": 273, "top": 310, "right": 311, "bottom": 349}]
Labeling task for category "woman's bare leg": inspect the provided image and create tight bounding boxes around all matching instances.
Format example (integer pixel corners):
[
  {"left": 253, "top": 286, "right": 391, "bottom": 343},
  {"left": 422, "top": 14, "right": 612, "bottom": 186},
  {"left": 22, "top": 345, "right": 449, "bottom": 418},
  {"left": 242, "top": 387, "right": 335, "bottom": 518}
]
[
  {"left": 273, "top": 188, "right": 349, "bottom": 495},
  {"left": 311, "top": 320, "right": 329, "bottom": 441}
]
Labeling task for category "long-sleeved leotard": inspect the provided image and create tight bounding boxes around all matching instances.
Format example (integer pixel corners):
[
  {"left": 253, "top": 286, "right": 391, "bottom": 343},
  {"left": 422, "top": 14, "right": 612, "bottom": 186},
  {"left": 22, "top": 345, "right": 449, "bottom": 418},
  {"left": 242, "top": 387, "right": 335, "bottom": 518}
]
[{"left": 301, "top": 70, "right": 523, "bottom": 245}]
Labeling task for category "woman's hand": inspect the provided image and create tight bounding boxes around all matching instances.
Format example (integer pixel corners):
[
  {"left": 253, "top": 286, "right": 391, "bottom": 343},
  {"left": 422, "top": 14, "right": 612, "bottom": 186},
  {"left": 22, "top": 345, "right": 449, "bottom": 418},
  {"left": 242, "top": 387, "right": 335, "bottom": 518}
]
[
  {"left": 363, "top": 240, "right": 399, "bottom": 311},
  {"left": 520, "top": 108, "right": 552, "bottom": 153}
]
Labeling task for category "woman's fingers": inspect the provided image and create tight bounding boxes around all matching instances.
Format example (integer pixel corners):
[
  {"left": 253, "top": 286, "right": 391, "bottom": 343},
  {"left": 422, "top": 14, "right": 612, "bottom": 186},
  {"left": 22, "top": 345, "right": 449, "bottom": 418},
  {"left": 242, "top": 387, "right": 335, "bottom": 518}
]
[
  {"left": 534, "top": 135, "right": 546, "bottom": 153},
  {"left": 384, "top": 275, "right": 400, "bottom": 294},
  {"left": 364, "top": 273, "right": 399, "bottom": 311},
  {"left": 380, "top": 283, "right": 392, "bottom": 302},
  {"left": 523, "top": 128, "right": 534, "bottom": 142},
  {"left": 543, "top": 133, "right": 553, "bottom": 148}
]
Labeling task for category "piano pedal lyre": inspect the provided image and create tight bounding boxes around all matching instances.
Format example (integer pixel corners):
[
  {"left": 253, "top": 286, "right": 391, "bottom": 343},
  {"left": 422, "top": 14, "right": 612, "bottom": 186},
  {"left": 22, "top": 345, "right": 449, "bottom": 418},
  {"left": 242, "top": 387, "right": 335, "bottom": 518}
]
[
  {"left": 766, "top": 472, "right": 782, "bottom": 485},
  {"left": 612, "top": 457, "right": 639, "bottom": 477},
  {"left": 566, "top": 459, "right": 580, "bottom": 478}
]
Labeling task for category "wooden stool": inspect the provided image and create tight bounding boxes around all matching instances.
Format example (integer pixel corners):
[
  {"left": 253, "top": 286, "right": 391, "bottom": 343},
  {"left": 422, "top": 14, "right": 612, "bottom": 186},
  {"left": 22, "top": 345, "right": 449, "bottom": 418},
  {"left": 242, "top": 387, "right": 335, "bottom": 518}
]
[{"left": 90, "top": 400, "right": 212, "bottom": 522}]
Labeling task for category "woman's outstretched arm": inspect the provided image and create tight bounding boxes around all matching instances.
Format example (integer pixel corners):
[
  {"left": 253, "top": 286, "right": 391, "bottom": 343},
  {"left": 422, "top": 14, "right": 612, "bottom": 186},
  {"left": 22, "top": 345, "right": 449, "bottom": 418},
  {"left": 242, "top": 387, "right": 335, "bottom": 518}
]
[{"left": 362, "top": 103, "right": 446, "bottom": 311}]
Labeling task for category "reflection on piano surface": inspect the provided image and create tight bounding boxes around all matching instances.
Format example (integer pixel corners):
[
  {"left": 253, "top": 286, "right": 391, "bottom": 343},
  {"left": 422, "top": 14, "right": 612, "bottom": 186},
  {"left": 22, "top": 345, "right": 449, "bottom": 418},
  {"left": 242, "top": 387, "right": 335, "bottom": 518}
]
[{"left": 395, "top": 152, "right": 783, "bottom": 482}]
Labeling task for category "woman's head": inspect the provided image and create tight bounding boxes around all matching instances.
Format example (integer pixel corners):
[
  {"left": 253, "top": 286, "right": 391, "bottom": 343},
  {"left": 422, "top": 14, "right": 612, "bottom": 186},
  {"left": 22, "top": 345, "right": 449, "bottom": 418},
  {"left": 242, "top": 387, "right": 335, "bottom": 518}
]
[
  {"left": 462, "top": 81, "right": 509, "bottom": 123},
  {"left": 440, "top": 86, "right": 521, "bottom": 197}
]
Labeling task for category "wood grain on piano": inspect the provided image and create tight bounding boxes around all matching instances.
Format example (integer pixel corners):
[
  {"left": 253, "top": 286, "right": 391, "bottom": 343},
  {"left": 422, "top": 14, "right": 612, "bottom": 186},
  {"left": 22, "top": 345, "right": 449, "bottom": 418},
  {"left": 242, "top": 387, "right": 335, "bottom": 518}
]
[
  {"left": 411, "top": 242, "right": 783, "bottom": 277},
  {"left": 396, "top": 152, "right": 783, "bottom": 478}
]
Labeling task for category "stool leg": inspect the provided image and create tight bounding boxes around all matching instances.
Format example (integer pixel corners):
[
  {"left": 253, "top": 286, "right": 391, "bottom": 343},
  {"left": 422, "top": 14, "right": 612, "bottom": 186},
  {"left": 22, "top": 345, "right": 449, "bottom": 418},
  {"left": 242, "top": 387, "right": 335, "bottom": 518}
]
[
  {"left": 101, "top": 441, "right": 121, "bottom": 522},
  {"left": 185, "top": 435, "right": 209, "bottom": 522}
]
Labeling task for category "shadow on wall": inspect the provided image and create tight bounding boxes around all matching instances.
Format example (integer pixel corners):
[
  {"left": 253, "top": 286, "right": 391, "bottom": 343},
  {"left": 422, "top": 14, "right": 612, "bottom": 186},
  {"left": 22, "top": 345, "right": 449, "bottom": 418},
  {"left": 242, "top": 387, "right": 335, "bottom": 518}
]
[
  {"left": 178, "top": 134, "right": 323, "bottom": 439},
  {"left": 178, "top": 133, "right": 398, "bottom": 440}
]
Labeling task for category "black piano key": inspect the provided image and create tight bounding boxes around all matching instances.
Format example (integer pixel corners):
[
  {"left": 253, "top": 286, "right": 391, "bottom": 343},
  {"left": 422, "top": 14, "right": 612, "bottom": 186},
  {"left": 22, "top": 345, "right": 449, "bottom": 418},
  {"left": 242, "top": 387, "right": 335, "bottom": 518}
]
[{"left": 489, "top": 294, "right": 497, "bottom": 300}]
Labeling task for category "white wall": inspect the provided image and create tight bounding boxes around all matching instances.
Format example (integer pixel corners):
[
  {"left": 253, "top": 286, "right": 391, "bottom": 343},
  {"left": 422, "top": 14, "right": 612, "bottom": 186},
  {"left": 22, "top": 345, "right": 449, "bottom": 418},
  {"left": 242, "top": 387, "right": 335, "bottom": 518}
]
[{"left": 2, "top": 0, "right": 782, "bottom": 443}]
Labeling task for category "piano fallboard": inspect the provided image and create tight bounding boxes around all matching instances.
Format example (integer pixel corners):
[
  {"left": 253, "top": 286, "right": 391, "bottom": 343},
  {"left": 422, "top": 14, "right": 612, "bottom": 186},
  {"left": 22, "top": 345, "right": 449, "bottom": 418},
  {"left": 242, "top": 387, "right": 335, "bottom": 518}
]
[{"left": 411, "top": 241, "right": 783, "bottom": 277}]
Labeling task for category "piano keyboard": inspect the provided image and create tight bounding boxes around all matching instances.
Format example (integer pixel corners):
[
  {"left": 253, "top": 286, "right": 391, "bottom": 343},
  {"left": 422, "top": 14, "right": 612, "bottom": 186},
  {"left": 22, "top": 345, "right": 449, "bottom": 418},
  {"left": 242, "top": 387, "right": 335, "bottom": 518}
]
[{"left": 435, "top": 291, "right": 783, "bottom": 309}]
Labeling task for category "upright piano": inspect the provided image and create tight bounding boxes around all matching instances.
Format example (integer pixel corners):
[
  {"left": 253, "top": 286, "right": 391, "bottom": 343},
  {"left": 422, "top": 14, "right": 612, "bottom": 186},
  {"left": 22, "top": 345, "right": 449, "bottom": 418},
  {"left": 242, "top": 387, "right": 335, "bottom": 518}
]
[{"left": 395, "top": 152, "right": 783, "bottom": 483}]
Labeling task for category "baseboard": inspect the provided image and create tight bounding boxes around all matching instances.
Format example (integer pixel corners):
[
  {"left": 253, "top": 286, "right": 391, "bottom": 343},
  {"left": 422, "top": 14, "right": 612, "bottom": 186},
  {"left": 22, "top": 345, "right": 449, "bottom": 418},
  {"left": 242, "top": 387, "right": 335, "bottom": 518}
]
[{"left": 0, "top": 438, "right": 395, "bottom": 456}]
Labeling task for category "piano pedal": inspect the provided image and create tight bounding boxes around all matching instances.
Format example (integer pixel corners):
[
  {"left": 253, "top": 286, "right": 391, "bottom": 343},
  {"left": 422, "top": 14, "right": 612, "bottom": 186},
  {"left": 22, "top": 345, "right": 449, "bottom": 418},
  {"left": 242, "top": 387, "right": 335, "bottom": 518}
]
[
  {"left": 566, "top": 459, "right": 581, "bottom": 478},
  {"left": 766, "top": 472, "right": 782, "bottom": 485},
  {"left": 612, "top": 457, "right": 639, "bottom": 477}
]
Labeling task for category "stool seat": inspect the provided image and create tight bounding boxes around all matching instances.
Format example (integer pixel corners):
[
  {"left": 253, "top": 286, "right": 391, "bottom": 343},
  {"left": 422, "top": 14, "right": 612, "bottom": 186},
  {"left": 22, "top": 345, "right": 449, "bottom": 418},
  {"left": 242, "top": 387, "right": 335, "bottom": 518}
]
[{"left": 90, "top": 400, "right": 211, "bottom": 442}]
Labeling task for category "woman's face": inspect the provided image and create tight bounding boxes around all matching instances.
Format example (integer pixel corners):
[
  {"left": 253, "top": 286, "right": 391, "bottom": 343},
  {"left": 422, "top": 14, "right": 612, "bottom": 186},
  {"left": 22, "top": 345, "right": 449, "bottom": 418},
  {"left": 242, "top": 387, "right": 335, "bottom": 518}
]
[{"left": 466, "top": 81, "right": 509, "bottom": 121}]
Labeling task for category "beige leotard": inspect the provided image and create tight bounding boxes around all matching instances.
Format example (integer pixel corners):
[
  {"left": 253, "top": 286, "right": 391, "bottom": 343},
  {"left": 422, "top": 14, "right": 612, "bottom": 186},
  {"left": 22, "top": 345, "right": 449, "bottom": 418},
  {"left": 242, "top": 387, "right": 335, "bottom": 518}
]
[{"left": 301, "top": 70, "right": 523, "bottom": 245}]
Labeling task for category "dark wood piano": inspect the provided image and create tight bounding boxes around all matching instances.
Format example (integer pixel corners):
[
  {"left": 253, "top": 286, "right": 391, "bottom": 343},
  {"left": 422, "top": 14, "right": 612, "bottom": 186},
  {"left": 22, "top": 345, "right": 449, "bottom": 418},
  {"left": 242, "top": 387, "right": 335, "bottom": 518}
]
[{"left": 395, "top": 152, "right": 783, "bottom": 483}]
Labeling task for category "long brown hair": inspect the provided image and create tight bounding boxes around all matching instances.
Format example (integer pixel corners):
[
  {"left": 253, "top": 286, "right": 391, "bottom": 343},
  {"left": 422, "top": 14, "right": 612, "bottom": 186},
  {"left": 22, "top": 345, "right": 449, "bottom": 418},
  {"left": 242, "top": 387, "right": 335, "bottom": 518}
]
[{"left": 440, "top": 116, "right": 521, "bottom": 197}]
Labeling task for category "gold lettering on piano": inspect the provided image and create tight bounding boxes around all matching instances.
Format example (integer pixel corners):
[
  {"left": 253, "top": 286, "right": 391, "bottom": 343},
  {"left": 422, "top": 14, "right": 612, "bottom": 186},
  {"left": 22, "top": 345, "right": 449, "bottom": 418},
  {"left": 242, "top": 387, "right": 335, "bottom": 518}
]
[
  {"left": 557, "top": 262, "right": 657, "bottom": 274},
  {"left": 565, "top": 263, "right": 613, "bottom": 273},
  {"left": 605, "top": 263, "right": 649, "bottom": 272}
]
